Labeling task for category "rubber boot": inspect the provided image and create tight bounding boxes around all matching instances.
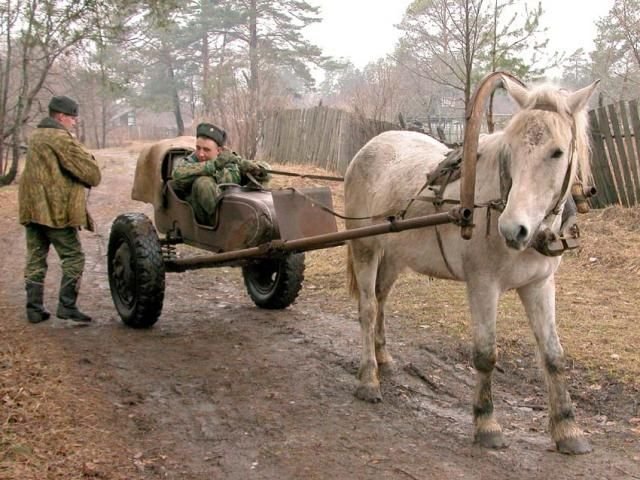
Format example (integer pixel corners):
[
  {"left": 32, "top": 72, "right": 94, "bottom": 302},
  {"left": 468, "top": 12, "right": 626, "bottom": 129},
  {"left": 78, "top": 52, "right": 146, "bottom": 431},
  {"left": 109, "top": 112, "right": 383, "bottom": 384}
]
[
  {"left": 25, "top": 281, "right": 51, "bottom": 324},
  {"left": 56, "top": 275, "right": 92, "bottom": 322}
]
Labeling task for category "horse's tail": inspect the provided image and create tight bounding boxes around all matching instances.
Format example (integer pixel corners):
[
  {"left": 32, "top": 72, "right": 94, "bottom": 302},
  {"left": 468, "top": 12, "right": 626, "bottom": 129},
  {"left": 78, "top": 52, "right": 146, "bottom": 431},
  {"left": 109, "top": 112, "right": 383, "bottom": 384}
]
[{"left": 346, "top": 243, "right": 359, "bottom": 300}]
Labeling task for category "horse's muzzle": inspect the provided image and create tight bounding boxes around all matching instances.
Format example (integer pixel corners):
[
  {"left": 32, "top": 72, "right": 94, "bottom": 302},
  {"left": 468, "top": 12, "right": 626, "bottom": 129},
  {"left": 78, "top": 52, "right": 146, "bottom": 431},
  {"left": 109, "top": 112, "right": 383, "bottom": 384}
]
[{"left": 498, "top": 221, "right": 531, "bottom": 251}]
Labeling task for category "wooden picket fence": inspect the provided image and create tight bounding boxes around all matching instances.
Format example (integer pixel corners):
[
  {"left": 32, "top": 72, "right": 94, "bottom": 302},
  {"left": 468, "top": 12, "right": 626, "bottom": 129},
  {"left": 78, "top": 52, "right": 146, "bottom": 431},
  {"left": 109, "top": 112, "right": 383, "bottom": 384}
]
[
  {"left": 258, "top": 103, "right": 640, "bottom": 210},
  {"left": 258, "top": 106, "right": 397, "bottom": 174},
  {"left": 589, "top": 101, "right": 640, "bottom": 208}
]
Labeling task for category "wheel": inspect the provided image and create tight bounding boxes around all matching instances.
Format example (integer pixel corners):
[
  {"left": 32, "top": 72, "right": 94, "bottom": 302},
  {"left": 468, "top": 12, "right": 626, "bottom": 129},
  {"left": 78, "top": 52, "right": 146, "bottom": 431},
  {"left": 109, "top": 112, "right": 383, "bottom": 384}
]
[
  {"left": 108, "top": 213, "right": 165, "bottom": 328},
  {"left": 242, "top": 253, "right": 305, "bottom": 309}
]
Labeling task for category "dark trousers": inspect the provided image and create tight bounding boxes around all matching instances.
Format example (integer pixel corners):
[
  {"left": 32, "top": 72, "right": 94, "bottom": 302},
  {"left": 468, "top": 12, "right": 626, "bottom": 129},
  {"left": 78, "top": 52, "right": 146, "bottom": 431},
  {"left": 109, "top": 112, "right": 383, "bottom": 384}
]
[{"left": 24, "top": 223, "right": 84, "bottom": 283}]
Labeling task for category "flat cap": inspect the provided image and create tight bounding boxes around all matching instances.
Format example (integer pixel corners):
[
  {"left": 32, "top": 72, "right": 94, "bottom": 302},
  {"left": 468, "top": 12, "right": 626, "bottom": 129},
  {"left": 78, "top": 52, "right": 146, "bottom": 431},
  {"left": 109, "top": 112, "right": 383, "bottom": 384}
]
[
  {"left": 49, "top": 95, "right": 79, "bottom": 117},
  {"left": 196, "top": 122, "right": 226, "bottom": 147}
]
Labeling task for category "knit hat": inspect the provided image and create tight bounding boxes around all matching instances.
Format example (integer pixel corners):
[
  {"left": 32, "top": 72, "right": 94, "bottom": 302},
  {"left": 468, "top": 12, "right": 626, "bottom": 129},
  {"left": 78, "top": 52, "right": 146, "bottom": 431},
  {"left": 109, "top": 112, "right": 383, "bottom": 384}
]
[
  {"left": 196, "top": 123, "right": 226, "bottom": 147},
  {"left": 49, "top": 96, "right": 79, "bottom": 117}
]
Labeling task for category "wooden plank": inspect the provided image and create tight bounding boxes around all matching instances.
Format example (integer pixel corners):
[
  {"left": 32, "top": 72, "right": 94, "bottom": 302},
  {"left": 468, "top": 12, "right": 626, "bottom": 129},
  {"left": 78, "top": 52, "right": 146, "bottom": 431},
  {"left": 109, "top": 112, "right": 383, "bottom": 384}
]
[
  {"left": 589, "top": 110, "right": 619, "bottom": 208},
  {"left": 627, "top": 100, "right": 640, "bottom": 206},
  {"left": 608, "top": 103, "right": 632, "bottom": 205},
  {"left": 297, "top": 108, "right": 307, "bottom": 165},
  {"left": 315, "top": 107, "right": 328, "bottom": 169},
  {"left": 336, "top": 111, "right": 345, "bottom": 173},
  {"left": 598, "top": 105, "right": 628, "bottom": 206},
  {"left": 618, "top": 101, "right": 640, "bottom": 204},
  {"left": 321, "top": 109, "right": 333, "bottom": 170},
  {"left": 310, "top": 108, "right": 319, "bottom": 166},
  {"left": 330, "top": 109, "right": 340, "bottom": 171},
  {"left": 587, "top": 110, "right": 616, "bottom": 208}
]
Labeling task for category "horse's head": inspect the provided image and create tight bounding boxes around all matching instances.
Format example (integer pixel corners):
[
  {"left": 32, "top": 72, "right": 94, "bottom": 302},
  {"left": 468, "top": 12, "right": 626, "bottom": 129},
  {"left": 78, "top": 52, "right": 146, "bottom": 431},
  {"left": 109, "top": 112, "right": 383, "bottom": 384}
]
[{"left": 497, "top": 78, "right": 599, "bottom": 251}]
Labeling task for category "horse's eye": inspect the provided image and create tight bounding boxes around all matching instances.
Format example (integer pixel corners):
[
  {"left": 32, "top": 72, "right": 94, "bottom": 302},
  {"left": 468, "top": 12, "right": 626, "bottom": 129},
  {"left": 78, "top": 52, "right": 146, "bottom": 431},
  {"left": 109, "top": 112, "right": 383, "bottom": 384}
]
[{"left": 551, "top": 149, "right": 563, "bottom": 159}]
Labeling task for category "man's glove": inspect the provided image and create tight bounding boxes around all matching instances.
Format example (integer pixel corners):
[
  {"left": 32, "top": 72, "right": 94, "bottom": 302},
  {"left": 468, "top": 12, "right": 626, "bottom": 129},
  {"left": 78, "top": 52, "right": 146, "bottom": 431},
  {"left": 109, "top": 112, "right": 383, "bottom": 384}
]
[{"left": 252, "top": 160, "right": 271, "bottom": 182}]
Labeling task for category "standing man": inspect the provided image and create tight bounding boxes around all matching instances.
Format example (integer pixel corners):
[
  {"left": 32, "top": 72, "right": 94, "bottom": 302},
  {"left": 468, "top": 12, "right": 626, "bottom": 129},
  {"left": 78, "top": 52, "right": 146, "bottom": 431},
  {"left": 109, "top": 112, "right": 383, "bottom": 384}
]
[
  {"left": 172, "top": 122, "right": 270, "bottom": 225},
  {"left": 19, "top": 96, "right": 101, "bottom": 323}
]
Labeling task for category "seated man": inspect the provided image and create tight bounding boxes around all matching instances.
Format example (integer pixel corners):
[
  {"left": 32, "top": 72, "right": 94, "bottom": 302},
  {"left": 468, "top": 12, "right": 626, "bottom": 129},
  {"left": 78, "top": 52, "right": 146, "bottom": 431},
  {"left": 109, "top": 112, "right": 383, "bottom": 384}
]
[{"left": 172, "top": 123, "right": 271, "bottom": 225}]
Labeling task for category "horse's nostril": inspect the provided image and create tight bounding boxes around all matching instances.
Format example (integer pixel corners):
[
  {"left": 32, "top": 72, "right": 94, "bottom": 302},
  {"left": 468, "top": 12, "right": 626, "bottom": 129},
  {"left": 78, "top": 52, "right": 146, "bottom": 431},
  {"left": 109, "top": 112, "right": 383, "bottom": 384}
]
[{"left": 517, "top": 225, "right": 529, "bottom": 242}]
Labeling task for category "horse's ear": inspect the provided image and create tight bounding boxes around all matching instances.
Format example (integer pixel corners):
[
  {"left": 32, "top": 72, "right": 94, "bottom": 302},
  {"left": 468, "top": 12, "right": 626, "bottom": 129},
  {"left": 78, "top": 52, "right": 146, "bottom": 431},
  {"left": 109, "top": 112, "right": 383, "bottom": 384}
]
[
  {"left": 567, "top": 80, "right": 600, "bottom": 114},
  {"left": 502, "top": 76, "right": 529, "bottom": 109}
]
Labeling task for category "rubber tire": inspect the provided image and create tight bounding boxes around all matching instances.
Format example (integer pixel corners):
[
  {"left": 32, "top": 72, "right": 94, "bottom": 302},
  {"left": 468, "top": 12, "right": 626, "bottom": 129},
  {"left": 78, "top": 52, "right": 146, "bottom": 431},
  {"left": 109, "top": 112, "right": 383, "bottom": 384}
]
[
  {"left": 242, "top": 253, "right": 305, "bottom": 309},
  {"left": 108, "top": 213, "right": 165, "bottom": 328}
]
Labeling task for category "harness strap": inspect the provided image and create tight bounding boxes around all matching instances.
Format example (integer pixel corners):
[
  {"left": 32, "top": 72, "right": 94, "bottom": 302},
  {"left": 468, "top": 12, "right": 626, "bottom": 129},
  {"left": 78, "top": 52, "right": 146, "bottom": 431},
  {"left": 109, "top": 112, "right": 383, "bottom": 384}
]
[
  {"left": 435, "top": 224, "right": 457, "bottom": 277},
  {"left": 550, "top": 133, "right": 576, "bottom": 216},
  {"left": 265, "top": 169, "right": 345, "bottom": 182},
  {"left": 498, "top": 149, "right": 512, "bottom": 204},
  {"left": 281, "top": 187, "right": 394, "bottom": 221},
  {"left": 433, "top": 203, "right": 458, "bottom": 278}
]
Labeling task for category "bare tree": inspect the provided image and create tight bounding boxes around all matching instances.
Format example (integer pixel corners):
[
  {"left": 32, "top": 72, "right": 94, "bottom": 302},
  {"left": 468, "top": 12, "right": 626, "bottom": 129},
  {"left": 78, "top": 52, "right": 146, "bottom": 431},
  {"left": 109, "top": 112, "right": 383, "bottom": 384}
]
[
  {"left": 592, "top": 0, "right": 640, "bottom": 102},
  {"left": 396, "top": 0, "right": 550, "bottom": 115},
  {"left": 397, "top": 0, "right": 488, "bottom": 112},
  {"left": 483, "top": 0, "right": 551, "bottom": 131},
  {"left": 0, "top": 0, "right": 129, "bottom": 186}
]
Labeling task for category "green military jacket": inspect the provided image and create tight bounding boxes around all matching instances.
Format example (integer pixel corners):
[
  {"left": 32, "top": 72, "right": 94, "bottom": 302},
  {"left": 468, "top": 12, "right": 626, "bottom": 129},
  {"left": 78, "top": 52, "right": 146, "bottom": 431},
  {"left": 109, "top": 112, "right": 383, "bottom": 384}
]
[
  {"left": 19, "top": 117, "right": 101, "bottom": 229},
  {"left": 171, "top": 150, "right": 270, "bottom": 196}
]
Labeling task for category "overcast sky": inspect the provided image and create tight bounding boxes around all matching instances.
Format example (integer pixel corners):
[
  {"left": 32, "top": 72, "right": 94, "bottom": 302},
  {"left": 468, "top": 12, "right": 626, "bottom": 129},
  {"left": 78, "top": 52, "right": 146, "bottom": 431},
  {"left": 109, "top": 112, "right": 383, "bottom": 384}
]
[{"left": 304, "top": 0, "right": 614, "bottom": 70}]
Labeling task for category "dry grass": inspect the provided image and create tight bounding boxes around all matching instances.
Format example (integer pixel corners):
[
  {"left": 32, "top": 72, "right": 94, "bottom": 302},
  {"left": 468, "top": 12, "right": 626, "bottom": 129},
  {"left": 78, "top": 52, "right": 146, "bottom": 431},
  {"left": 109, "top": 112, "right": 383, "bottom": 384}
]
[{"left": 0, "top": 324, "right": 139, "bottom": 480}]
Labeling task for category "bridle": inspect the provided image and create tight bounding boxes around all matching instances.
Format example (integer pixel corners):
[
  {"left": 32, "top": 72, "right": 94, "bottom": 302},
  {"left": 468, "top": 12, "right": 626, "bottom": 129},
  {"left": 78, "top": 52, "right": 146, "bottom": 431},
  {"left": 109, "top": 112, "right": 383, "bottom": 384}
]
[{"left": 522, "top": 104, "right": 580, "bottom": 256}]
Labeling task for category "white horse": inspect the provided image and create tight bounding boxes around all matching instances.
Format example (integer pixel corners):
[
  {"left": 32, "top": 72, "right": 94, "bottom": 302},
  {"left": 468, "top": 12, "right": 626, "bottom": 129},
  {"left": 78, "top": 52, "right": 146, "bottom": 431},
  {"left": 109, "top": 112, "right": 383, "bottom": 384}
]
[{"left": 344, "top": 77, "right": 599, "bottom": 454}]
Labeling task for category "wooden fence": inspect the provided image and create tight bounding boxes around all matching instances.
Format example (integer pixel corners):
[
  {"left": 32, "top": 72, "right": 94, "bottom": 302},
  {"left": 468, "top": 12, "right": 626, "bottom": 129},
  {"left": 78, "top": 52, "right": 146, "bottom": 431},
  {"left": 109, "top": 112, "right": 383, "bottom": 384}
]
[
  {"left": 259, "top": 103, "right": 640, "bottom": 210},
  {"left": 258, "top": 107, "right": 397, "bottom": 174},
  {"left": 589, "top": 100, "right": 640, "bottom": 208}
]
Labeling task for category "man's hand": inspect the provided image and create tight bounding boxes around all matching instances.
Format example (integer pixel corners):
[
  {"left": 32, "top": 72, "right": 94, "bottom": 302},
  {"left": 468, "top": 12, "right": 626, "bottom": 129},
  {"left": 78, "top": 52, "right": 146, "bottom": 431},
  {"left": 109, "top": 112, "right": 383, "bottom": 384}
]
[{"left": 252, "top": 160, "right": 271, "bottom": 182}]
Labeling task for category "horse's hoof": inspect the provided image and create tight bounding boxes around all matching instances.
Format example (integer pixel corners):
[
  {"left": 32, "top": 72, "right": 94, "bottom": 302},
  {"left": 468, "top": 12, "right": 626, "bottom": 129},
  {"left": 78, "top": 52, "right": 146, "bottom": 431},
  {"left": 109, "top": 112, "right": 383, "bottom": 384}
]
[
  {"left": 355, "top": 384, "right": 382, "bottom": 403},
  {"left": 475, "top": 431, "right": 508, "bottom": 449},
  {"left": 556, "top": 436, "right": 592, "bottom": 455}
]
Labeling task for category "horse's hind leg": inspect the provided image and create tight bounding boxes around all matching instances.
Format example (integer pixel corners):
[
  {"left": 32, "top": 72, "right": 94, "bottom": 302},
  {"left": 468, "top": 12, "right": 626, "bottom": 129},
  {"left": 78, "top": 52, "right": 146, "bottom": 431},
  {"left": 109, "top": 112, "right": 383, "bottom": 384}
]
[
  {"left": 467, "top": 282, "right": 508, "bottom": 449},
  {"left": 374, "top": 255, "right": 401, "bottom": 375},
  {"left": 517, "top": 277, "right": 591, "bottom": 455},
  {"left": 350, "top": 242, "right": 384, "bottom": 403}
]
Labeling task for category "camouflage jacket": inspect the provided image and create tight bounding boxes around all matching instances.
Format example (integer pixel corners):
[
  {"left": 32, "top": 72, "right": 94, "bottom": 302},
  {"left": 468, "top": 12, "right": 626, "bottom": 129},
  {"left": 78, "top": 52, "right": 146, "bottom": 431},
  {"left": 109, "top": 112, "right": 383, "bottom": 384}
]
[
  {"left": 18, "top": 117, "right": 101, "bottom": 228},
  {"left": 171, "top": 150, "right": 270, "bottom": 196}
]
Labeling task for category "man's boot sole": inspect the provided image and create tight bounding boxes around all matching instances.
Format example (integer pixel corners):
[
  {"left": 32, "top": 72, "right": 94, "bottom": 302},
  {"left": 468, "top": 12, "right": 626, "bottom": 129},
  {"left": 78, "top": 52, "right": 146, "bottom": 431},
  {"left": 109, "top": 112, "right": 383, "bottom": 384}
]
[
  {"left": 28, "top": 312, "right": 51, "bottom": 324},
  {"left": 56, "top": 312, "right": 92, "bottom": 323}
]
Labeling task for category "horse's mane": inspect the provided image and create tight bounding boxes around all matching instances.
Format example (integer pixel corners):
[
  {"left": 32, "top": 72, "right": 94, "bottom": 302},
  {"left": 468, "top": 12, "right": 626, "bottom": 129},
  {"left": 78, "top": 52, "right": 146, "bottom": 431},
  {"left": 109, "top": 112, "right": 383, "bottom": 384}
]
[{"left": 492, "top": 84, "right": 593, "bottom": 186}]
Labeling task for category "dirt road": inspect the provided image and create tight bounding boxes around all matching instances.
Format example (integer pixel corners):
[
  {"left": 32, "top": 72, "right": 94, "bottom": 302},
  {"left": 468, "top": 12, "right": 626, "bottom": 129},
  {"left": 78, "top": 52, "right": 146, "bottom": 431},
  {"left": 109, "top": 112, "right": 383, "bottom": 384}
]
[{"left": 1, "top": 146, "right": 639, "bottom": 479}]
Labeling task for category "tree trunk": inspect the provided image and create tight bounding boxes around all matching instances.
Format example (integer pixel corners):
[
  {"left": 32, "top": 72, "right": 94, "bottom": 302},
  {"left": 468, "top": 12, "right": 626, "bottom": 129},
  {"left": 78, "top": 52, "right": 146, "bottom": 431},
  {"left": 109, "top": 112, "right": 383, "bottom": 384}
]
[
  {"left": 248, "top": 0, "right": 259, "bottom": 158},
  {"left": 92, "top": 78, "right": 101, "bottom": 149},
  {"left": 486, "top": 0, "right": 498, "bottom": 134},
  {"left": 0, "top": 1, "right": 29, "bottom": 188},
  {"left": 100, "top": 65, "right": 108, "bottom": 148},
  {"left": 202, "top": 32, "right": 210, "bottom": 116},
  {"left": 168, "top": 60, "right": 185, "bottom": 136},
  {"left": 487, "top": 91, "right": 496, "bottom": 133},
  {"left": 215, "top": 34, "right": 230, "bottom": 132},
  {"left": 0, "top": 132, "right": 19, "bottom": 186},
  {"left": 463, "top": 0, "right": 472, "bottom": 112}
]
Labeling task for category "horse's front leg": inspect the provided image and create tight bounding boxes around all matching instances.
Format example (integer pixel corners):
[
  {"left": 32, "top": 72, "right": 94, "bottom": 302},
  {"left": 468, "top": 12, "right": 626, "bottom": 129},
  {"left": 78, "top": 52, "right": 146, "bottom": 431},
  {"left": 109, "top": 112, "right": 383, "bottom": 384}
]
[
  {"left": 467, "top": 282, "right": 508, "bottom": 449},
  {"left": 517, "top": 276, "right": 591, "bottom": 454}
]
